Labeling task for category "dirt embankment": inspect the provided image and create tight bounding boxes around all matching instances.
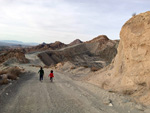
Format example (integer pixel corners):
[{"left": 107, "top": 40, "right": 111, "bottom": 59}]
[
  {"left": 38, "top": 35, "right": 119, "bottom": 70},
  {"left": 87, "top": 11, "right": 150, "bottom": 105},
  {"left": 0, "top": 50, "right": 29, "bottom": 64}
]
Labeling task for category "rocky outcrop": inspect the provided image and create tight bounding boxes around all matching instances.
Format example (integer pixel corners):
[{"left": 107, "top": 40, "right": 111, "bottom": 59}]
[
  {"left": 111, "top": 11, "right": 150, "bottom": 105},
  {"left": 86, "top": 35, "right": 109, "bottom": 43},
  {"left": 85, "top": 35, "right": 119, "bottom": 63},
  {"left": 25, "top": 41, "right": 67, "bottom": 53},
  {"left": 0, "top": 50, "right": 29, "bottom": 64},
  {"left": 113, "top": 11, "right": 150, "bottom": 86},
  {"left": 50, "top": 41, "right": 67, "bottom": 49},
  {"left": 68, "top": 39, "right": 83, "bottom": 46},
  {"left": 87, "top": 11, "right": 150, "bottom": 105}
]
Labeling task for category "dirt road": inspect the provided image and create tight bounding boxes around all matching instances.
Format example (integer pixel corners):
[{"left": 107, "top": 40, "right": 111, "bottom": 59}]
[{"left": 0, "top": 53, "right": 147, "bottom": 113}]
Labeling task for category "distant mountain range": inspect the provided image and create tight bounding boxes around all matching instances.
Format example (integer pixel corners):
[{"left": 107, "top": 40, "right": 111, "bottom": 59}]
[{"left": 0, "top": 40, "right": 39, "bottom": 46}]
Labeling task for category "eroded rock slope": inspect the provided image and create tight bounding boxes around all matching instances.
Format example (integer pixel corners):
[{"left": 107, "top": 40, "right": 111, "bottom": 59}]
[{"left": 38, "top": 35, "right": 118, "bottom": 69}]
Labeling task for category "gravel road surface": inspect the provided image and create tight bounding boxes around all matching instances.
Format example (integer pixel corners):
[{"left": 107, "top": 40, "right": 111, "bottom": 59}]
[{"left": 0, "top": 53, "right": 148, "bottom": 113}]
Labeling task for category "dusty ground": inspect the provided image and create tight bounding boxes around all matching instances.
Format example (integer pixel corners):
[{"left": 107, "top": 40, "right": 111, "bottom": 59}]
[{"left": 0, "top": 53, "right": 150, "bottom": 113}]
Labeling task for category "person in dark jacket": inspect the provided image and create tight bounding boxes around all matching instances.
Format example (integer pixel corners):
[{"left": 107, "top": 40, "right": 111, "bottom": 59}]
[{"left": 38, "top": 67, "right": 44, "bottom": 81}]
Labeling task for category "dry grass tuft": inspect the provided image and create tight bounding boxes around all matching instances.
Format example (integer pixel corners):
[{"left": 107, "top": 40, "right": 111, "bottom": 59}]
[
  {"left": 0, "top": 66, "right": 24, "bottom": 85},
  {"left": 70, "top": 66, "right": 76, "bottom": 69},
  {"left": 8, "top": 67, "right": 22, "bottom": 77},
  {"left": 91, "top": 67, "right": 99, "bottom": 72},
  {"left": 30, "top": 65, "right": 41, "bottom": 68},
  {"left": 0, "top": 70, "right": 7, "bottom": 75},
  {"left": 121, "top": 89, "right": 135, "bottom": 95},
  {"left": 0, "top": 78, "right": 9, "bottom": 85},
  {"left": 44, "top": 65, "right": 50, "bottom": 69},
  {"left": 7, "top": 74, "right": 17, "bottom": 80},
  {"left": 83, "top": 65, "right": 88, "bottom": 68}
]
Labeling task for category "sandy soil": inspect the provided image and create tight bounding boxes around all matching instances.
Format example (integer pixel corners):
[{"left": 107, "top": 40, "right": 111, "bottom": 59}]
[{"left": 0, "top": 53, "right": 149, "bottom": 113}]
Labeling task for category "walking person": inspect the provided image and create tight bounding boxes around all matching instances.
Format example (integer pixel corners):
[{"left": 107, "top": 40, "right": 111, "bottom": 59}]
[
  {"left": 48, "top": 70, "right": 54, "bottom": 82},
  {"left": 38, "top": 67, "right": 44, "bottom": 82}
]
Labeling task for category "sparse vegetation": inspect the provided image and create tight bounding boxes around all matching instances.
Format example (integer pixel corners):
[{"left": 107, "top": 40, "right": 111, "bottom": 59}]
[
  {"left": 91, "top": 67, "right": 99, "bottom": 72},
  {"left": 70, "top": 66, "right": 76, "bottom": 69},
  {"left": 7, "top": 74, "right": 18, "bottom": 80},
  {"left": 83, "top": 65, "right": 88, "bottom": 68},
  {"left": 0, "top": 70, "right": 7, "bottom": 75},
  {"left": 30, "top": 64, "right": 41, "bottom": 68},
  {"left": 0, "top": 78, "right": 9, "bottom": 85},
  {"left": 121, "top": 89, "right": 135, "bottom": 95},
  {"left": 137, "top": 82, "right": 146, "bottom": 87},
  {"left": 8, "top": 67, "right": 22, "bottom": 77},
  {"left": 0, "top": 66, "right": 24, "bottom": 85},
  {"left": 132, "top": 13, "right": 136, "bottom": 16}
]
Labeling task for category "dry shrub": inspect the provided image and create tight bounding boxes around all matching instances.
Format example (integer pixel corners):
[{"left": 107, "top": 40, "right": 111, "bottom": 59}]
[
  {"left": 138, "top": 82, "right": 146, "bottom": 87},
  {"left": 121, "top": 89, "right": 135, "bottom": 95},
  {"left": 70, "top": 66, "right": 76, "bottom": 69},
  {"left": 0, "top": 78, "right": 9, "bottom": 85},
  {"left": 91, "top": 67, "right": 99, "bottom": 72},
  {"left": 0, "top": 66, "right": 24, "bottom": 85},
  {"left": 0, "top": 70, "right": 7, "bottom": 75},
  {"left": 30, "top": 65, "right": 41, "bottom": 68},
  {"left": 83, "top": 65, "right": 88, "bottom": 68},
  {"left": 8, "top": 67, "right": 22, "bottom": 77},
  {"left": 7, "top": 74, "right": 17, "bottom": 80}
]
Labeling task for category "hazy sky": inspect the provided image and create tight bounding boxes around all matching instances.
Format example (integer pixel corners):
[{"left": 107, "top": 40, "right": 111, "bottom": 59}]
[{"left": 0, "top": 0, "right": 149, "bottom": 44}]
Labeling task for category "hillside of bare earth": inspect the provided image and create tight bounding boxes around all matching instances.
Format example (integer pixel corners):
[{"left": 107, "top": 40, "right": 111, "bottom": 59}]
[
  {"left": 86, "top": 35, "right": 109, "bottom": 43},
  {"left": 87, "top": 11, "right": 150, "bottom": 105},
  {"left": 24, "top": 39, "right": 84, "bottom": 53},
  {"left": 24, "top": 41, "right": 67, "bottom": 53},
  {"left": 0, "top": 50, "right": 29, "bottom": 65},
  {"left": 85, "top": 35, "right": 119, "bottom": 63},
  {"left": 68, "top": 39, "right": 83, "bottom": 46},
  {"left": 38, "top": 35, "right": 119, "bottom": 70}
]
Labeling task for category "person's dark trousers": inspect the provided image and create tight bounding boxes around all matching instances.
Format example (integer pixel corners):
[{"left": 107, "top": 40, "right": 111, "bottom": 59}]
[
  {"left": 50, "top": 77, "right": 53, "bottom": 82},
  {"left": 40, "top": 75, "right": 43, "bottom": 81}
]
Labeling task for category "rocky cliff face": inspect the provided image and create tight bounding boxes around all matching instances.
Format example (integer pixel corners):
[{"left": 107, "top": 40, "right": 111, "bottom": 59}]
[
  {"left": 113, "top": 11, "right": 150, "bottom": 86},
  {"left": 88, "top": 11, "right": 150, "bottom": 105}
]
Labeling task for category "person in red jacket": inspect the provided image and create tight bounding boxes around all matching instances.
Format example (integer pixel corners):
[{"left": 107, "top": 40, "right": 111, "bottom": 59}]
[{"left": 48, "top": 70, "right": 54, "bottom": 82}]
